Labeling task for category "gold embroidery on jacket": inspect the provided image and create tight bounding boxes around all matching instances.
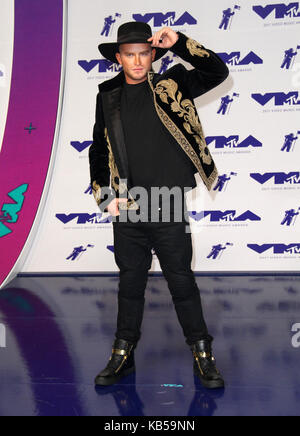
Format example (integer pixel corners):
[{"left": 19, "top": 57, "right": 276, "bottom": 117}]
[
  {"left": 92, "top": 181, "right": 101, "bottom": 206},
  {"left": 104, "top": 128, "right": 139, "bottom": 210},
  {"left": 104, "top": 127, "right": 122, "bottom": 193},
  {"left": 154, "top": 78, "right": 212, "bottom": 166},
  {"left": 186, "top": 38, "right": 210, "bottom": 58},
  {"left": 147, "top": 73, "right": 217, "bottom": 190}
]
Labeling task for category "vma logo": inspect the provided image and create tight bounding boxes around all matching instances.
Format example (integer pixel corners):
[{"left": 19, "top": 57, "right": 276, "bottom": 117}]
[
  {"left": 217, "top": 51, "right": 263, "bottom": 66},
  {"left": 248, "top": 243, "right": 300, "bottom": 254},
  {"left": 206, "top": 135, "right": 262, "bottom": 149},
  {"left": 190, "top": 210, "right": 261, "bottom": 222},
  {"left": 132, "top": 11, "right": 197, "bottom": 27},
  {"left": 0, "top": 184, "right": 28, "bottom": 238},
  {"left": 253, "top": 3, "right": 300, "bottom": 19},
  {"left": 78, "top": 59, "right": 123, "bottom": 74},
  {"left": 56, "top": 213, "right": 110, "bottom": 225},
  {"left": 252, "top": 91, "right": 300, "bottom": 106},
  {"left": 250, "top": 172, "right": 300, "bottom": 185}
]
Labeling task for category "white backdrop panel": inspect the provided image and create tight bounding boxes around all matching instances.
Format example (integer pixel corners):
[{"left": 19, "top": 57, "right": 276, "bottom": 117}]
[{"left": 22, "top": 0, "right": 300, "bottom": 272}]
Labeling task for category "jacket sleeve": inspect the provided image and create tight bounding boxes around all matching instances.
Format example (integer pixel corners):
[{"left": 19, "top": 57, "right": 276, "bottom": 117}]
[
  {"left": 169, "top": 31, "right": 229, "bottom": 99},
  {"left": 88, "top": 92, "right": 115, "bottom": 212}
]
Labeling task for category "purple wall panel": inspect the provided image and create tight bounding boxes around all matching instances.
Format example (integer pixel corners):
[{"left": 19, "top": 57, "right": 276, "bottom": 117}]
[{"left": 0, "top": 0, "right": 63, "bottom": 288}]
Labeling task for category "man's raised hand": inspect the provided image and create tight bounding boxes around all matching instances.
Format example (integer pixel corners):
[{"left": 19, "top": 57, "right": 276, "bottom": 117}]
[{"left": 147, "top": 27, "right": 179, "bottom": 49}]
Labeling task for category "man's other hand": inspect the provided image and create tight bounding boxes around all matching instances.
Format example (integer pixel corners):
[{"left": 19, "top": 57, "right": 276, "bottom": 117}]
[{"left": 105, "top": 198, "right": 128, "bottom": 216}]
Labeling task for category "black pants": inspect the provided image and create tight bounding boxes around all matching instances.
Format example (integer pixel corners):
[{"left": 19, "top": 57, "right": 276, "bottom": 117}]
[{"left": 111, "top": 197, "right": 212, "bottom": 347}]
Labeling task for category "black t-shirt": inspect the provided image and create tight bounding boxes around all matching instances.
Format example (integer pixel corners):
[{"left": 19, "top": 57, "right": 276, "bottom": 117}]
[{"left": 120, "top": 78, "right": 196, "bottom": 213}]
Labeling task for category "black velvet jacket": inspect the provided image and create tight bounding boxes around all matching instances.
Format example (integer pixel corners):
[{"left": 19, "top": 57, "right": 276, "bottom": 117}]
[{"left": 89, "top": 31, "right": 229, "bottom": 212}]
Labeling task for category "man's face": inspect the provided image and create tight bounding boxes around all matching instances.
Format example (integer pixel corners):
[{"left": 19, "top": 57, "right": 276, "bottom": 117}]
[{"left": 115, "top": 43, "right": 156, "bottom": 84}]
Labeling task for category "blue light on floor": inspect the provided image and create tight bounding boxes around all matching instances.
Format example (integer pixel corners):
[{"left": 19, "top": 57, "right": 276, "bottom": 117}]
[{"left": 0, "top": 274, "right": 300, "bottom": 416}]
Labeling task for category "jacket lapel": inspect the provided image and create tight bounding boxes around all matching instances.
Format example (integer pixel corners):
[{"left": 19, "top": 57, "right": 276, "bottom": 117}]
[{"left": 101, "top": 85, "right": 130, "bottom": 183}]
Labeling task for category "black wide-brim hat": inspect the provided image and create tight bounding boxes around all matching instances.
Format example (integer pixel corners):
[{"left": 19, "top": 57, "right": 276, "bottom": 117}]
[{"left": 98, "top": 21, "right": 168, "bottom": 64}]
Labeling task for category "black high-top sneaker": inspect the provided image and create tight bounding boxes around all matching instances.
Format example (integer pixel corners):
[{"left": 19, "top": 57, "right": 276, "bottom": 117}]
[
  {"left": 190, "top": 339, "right": 225, "bottom": 389},
  {"left": 95, "top": 338, "right": 136, "bottom": 386}
]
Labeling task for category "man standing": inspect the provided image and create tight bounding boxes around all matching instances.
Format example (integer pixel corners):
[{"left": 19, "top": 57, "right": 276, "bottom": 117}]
[{"left": 89, "top": 22, "right": 229, "bottom": 389}]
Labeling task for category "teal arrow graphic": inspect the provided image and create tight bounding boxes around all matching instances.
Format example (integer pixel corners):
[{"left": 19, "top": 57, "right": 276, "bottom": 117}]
[{"left": 0, "top": 184, "right": 28, "bottom": 238}]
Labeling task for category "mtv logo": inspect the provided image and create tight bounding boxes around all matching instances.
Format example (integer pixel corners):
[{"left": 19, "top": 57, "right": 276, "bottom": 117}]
[
  {"left": 252, "top": 91, "right": 300, "bottom": 106},
  {"left": 248, "top": 243, "right": 300, "bottom": 254},
  {"left": 253, "top": 3, "right": 300, "bottom": 19},
  {"left": 132, "top": 11, "right": 197, "bottom": 27},
  {"left": 190, "top": 210, "right": 261, "bottom": 222},
  {"left": 206, "top": 135, "right": 262, "bottom": 149},
  {"left": 217, "top": 51, "right": 263, "bottom": 66},
  {"left": 56, "top": 213, "right": 110, "bottom": 225},
  {"left": 250, "top": 172, "right": 300, "bottom": 184},
  {"left": 78, "top": 60, "right": 123, "bottom": 73}
]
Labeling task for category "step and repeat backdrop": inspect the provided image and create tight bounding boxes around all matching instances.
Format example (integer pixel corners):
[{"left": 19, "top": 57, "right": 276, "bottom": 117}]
[{"left": 1, "top": 0, "right": 300, "bottom": 283}]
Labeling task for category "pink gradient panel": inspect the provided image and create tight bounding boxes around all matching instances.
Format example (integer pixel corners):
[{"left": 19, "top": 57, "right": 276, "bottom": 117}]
[{"left": 0, "top": 0, "right": 63, "bottom": 287}]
